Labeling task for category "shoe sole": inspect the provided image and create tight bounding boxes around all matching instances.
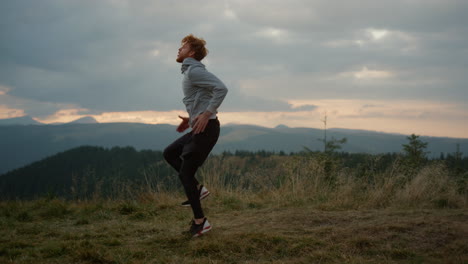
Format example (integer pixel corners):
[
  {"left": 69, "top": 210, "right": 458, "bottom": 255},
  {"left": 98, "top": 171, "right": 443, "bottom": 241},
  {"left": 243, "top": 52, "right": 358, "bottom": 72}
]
[
  {"left": 181, "top": 191, "right": 211, "bottom": 207},
  {"left": 200, "top": 190, "right": 210, "bottom": 200}
]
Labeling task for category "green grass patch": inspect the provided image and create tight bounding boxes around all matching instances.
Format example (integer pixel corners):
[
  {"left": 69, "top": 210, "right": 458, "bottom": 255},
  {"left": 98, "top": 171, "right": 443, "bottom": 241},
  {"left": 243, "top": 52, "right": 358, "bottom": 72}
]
[
  {"left": 38, "top": 199, "right": 72, "bottom": 219},
  {"left": 0, "top": 197, "right": 466, "bottom": 264}
]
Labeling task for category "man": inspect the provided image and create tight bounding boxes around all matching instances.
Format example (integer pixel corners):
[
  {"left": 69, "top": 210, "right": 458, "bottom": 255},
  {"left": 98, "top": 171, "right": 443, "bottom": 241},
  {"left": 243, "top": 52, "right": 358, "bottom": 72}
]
[{"left": 163, "top": 34, "right": 228, "bottom": 237}]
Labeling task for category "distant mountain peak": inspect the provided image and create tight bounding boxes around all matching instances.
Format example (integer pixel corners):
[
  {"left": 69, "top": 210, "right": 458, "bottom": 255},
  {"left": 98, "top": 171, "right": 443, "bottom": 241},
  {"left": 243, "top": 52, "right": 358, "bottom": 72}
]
[
  {"left": 68, "top": 116, "right": 98, "bottom": 124},
  {"left": 0, "top": 115, "right": 42, "bottom": 125},
  {"left": 275, "top": 124, "right": 289, "bottom": 129}
]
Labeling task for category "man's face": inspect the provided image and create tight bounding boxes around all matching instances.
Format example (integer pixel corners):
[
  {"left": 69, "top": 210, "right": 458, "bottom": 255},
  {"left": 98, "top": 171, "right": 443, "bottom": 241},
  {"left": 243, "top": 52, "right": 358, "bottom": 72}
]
[{"left": 176, "top": 42, "right": 194, "bottom": 63}]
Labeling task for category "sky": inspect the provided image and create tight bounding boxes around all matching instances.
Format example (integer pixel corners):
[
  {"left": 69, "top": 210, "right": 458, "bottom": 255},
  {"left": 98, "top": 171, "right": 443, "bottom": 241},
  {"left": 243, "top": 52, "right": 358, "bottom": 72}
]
[{"left": 1, "top": 0, "right": 467, "bottom": 138}]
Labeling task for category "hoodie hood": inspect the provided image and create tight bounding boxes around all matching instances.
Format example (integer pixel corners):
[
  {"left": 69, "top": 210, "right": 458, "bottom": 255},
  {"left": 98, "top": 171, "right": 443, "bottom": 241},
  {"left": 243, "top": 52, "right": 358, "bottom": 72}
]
[{"left": 181, "top": 57, "right": 205, "bottom": 74}]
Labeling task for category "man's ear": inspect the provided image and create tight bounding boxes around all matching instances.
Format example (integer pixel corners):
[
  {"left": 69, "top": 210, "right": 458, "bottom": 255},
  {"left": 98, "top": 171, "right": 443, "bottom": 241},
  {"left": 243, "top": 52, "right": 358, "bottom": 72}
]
[{"left": 189, "top": 50, "right": 196, "bottom": 58}]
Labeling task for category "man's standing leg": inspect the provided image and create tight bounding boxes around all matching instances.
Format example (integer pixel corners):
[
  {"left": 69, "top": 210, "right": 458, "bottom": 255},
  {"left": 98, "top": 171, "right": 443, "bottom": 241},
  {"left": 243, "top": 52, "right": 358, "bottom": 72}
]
[
  {"left": 178, "top": 153, "right": 204, "bottom": 219},
  {"left": 180, "top": 119, "right": 220, "bottom": 237}
]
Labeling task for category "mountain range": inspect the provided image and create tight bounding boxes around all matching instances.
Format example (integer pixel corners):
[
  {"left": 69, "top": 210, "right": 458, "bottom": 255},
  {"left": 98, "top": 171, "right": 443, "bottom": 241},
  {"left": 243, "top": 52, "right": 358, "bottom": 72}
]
[
  {"left": 0, "top": 116, "right": 43, "bottom": 125},
  {"left": 0, "top": 116, "right": 467, "bottom": 175},
  {"left": 0, "top": 115, "right": 98, "bottom": 126}
]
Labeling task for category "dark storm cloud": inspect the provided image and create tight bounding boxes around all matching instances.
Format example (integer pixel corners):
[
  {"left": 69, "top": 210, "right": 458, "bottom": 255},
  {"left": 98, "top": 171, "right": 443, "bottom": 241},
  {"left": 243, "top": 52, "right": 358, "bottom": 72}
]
[
  {"left": 0, "top": 0, "right": 201, "bottom": 115},
  {"left": 0, "top": 0, "right": 467, "bottom": 117}
]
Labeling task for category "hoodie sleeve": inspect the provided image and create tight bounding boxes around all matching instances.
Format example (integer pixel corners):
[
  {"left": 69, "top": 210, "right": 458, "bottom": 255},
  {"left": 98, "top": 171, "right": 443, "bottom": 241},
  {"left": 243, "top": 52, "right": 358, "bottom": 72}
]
[{"left": 188, "top": 66, "right": 228, "bottom": 114}]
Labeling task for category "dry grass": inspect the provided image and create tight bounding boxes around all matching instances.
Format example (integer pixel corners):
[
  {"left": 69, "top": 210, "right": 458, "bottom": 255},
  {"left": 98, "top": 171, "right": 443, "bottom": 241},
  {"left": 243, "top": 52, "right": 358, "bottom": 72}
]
[
  {"left": 0, "top": 193, "right": 467, "bottom": 264},
  {"left": 1, "top": 157, "right": 467, "bottom": 263},
  {"left": 198, "top": 156, "right": 467, "bottom": 210}
]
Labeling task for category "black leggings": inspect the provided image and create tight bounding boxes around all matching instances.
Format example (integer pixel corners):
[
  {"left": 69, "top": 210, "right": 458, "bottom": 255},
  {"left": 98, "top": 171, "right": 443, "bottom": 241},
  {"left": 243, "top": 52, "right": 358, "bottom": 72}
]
[{"left": 163, "top": 119, "right": 220, "bottom": 219}]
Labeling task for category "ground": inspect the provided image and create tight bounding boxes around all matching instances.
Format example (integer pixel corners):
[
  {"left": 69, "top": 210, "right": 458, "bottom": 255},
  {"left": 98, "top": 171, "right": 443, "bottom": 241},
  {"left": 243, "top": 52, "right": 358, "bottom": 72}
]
[{"left": 0, "top": 194, "right": 467, "bottom": 264}]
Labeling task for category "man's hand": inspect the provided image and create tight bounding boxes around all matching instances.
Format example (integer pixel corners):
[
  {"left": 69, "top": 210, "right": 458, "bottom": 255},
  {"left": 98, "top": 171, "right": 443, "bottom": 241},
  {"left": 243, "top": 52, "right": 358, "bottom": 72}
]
[
  {"left": 176, "top": 115, "right": 190, "bottom": 133},
  {"left": 192, "top": 111, "right": 212, "bottom": 134}
]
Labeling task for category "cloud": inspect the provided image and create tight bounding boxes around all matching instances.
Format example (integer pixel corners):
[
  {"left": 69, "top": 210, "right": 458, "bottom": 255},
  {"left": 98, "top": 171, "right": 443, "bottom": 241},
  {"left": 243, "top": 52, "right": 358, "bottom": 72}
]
[
  {"left": 33, "top": 98, "right": 468, "bottom": 138},
  {"left": 222, "top": 83, "right": 317, "bottom": 112},
  {"left": 0, "top": 0, "right": 467, "bottom": 137},
  {"left": 324, "top": 28, "right": 419, "bottom": 54},
  {"left": 229, "top": 0, "right": 468, "bottom": 33},
  {"left": 284, "top": 99, "right": 468, "bottom": 137},
  {"left": 290, "top": 104, "right": 318, "bottom": 112},
  {"left": 0, "top": 84, "right": 86, "bottom": 117},
  {"left": 0, "top": 85, "right": 10, "bottom": 95},
  {"left": 0, "top": 105, "right": 25, "bottom": 119},
  {"left": 350, "top": 67, "right": 393, "bottom": 80}
]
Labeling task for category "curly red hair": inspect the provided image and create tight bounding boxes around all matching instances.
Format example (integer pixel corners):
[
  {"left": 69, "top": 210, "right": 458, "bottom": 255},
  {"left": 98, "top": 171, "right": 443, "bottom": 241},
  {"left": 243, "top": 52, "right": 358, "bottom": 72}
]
[{"left": 181, "top": 34, "right": 209, "bottom": 61}]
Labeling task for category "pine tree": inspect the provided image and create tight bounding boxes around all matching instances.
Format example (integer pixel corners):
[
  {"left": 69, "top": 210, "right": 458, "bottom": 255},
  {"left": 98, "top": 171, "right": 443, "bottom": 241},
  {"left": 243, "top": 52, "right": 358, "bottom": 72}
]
[{"left": 402, "top": 134, "right": 428, "bottom": 168}]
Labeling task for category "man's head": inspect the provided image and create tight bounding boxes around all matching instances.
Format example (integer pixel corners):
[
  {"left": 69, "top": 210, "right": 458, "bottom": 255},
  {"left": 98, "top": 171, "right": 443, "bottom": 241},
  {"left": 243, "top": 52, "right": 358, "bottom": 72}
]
[{"left": 176, "top": 34, "right": 208, "bottom": 63}]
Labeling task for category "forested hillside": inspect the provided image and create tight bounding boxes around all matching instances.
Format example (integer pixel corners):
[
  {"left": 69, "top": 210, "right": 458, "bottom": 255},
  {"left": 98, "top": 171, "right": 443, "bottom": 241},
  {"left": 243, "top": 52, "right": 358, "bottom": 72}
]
[
  {"left": 1, "top": 145, "right": 467, "bottom": 200},
  {"left": 0, "top": 146, "right": 173, "bottom": 199},
  {"left": 2, "top": 123, "right": 468, "bottom": 175}
]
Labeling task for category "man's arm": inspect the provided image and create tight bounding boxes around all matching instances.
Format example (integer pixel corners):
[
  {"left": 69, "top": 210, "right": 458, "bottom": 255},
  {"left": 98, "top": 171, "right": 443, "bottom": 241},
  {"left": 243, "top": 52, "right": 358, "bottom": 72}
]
[
  {"left": 189, "top": 67, "right": 228, "bottom": 114},
  {"left": 189, "top": 67, "right": 228, "bottom": 134}
]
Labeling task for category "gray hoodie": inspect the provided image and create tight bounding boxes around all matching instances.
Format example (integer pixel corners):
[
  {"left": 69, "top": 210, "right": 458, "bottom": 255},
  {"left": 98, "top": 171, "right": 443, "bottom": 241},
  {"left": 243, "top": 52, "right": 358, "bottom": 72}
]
[{"left": 181, "top": 58, "right": 228, "bottom": 126}]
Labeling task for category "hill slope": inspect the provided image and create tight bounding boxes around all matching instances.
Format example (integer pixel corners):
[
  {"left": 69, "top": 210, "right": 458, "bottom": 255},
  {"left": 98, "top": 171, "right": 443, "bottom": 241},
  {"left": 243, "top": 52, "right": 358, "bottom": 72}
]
[
  {"left": 0, "top": 146, "right": 170, "bottom": 199},
  {"left": 0, "top": 123, "right": 176, "bottom": 174},
  {"left": 0, "top": 116, "right": 42, "bottom": 125},
  {"left": 68, "top": 116, "right": 99, "bottom": 124}
]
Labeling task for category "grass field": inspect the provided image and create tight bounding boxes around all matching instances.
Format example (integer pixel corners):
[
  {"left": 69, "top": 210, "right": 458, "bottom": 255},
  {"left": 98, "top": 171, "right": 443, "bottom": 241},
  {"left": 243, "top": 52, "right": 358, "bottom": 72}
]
[
  {"left": 1, "top": 155, "right": 467, "bottom": 263},
  {"left": 1, "top": 191, "right": 467, "bottom": 264}
]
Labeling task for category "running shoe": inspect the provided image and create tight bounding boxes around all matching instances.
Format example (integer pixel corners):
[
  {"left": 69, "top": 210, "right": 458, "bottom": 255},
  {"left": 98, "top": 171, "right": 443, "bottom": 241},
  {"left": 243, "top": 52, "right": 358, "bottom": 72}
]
[
  {"left": 189, "top": 218, "right": 212, "bottom": 237},
  {"left": 181, "top": 185, "right": 210, "bottom": 206}
]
